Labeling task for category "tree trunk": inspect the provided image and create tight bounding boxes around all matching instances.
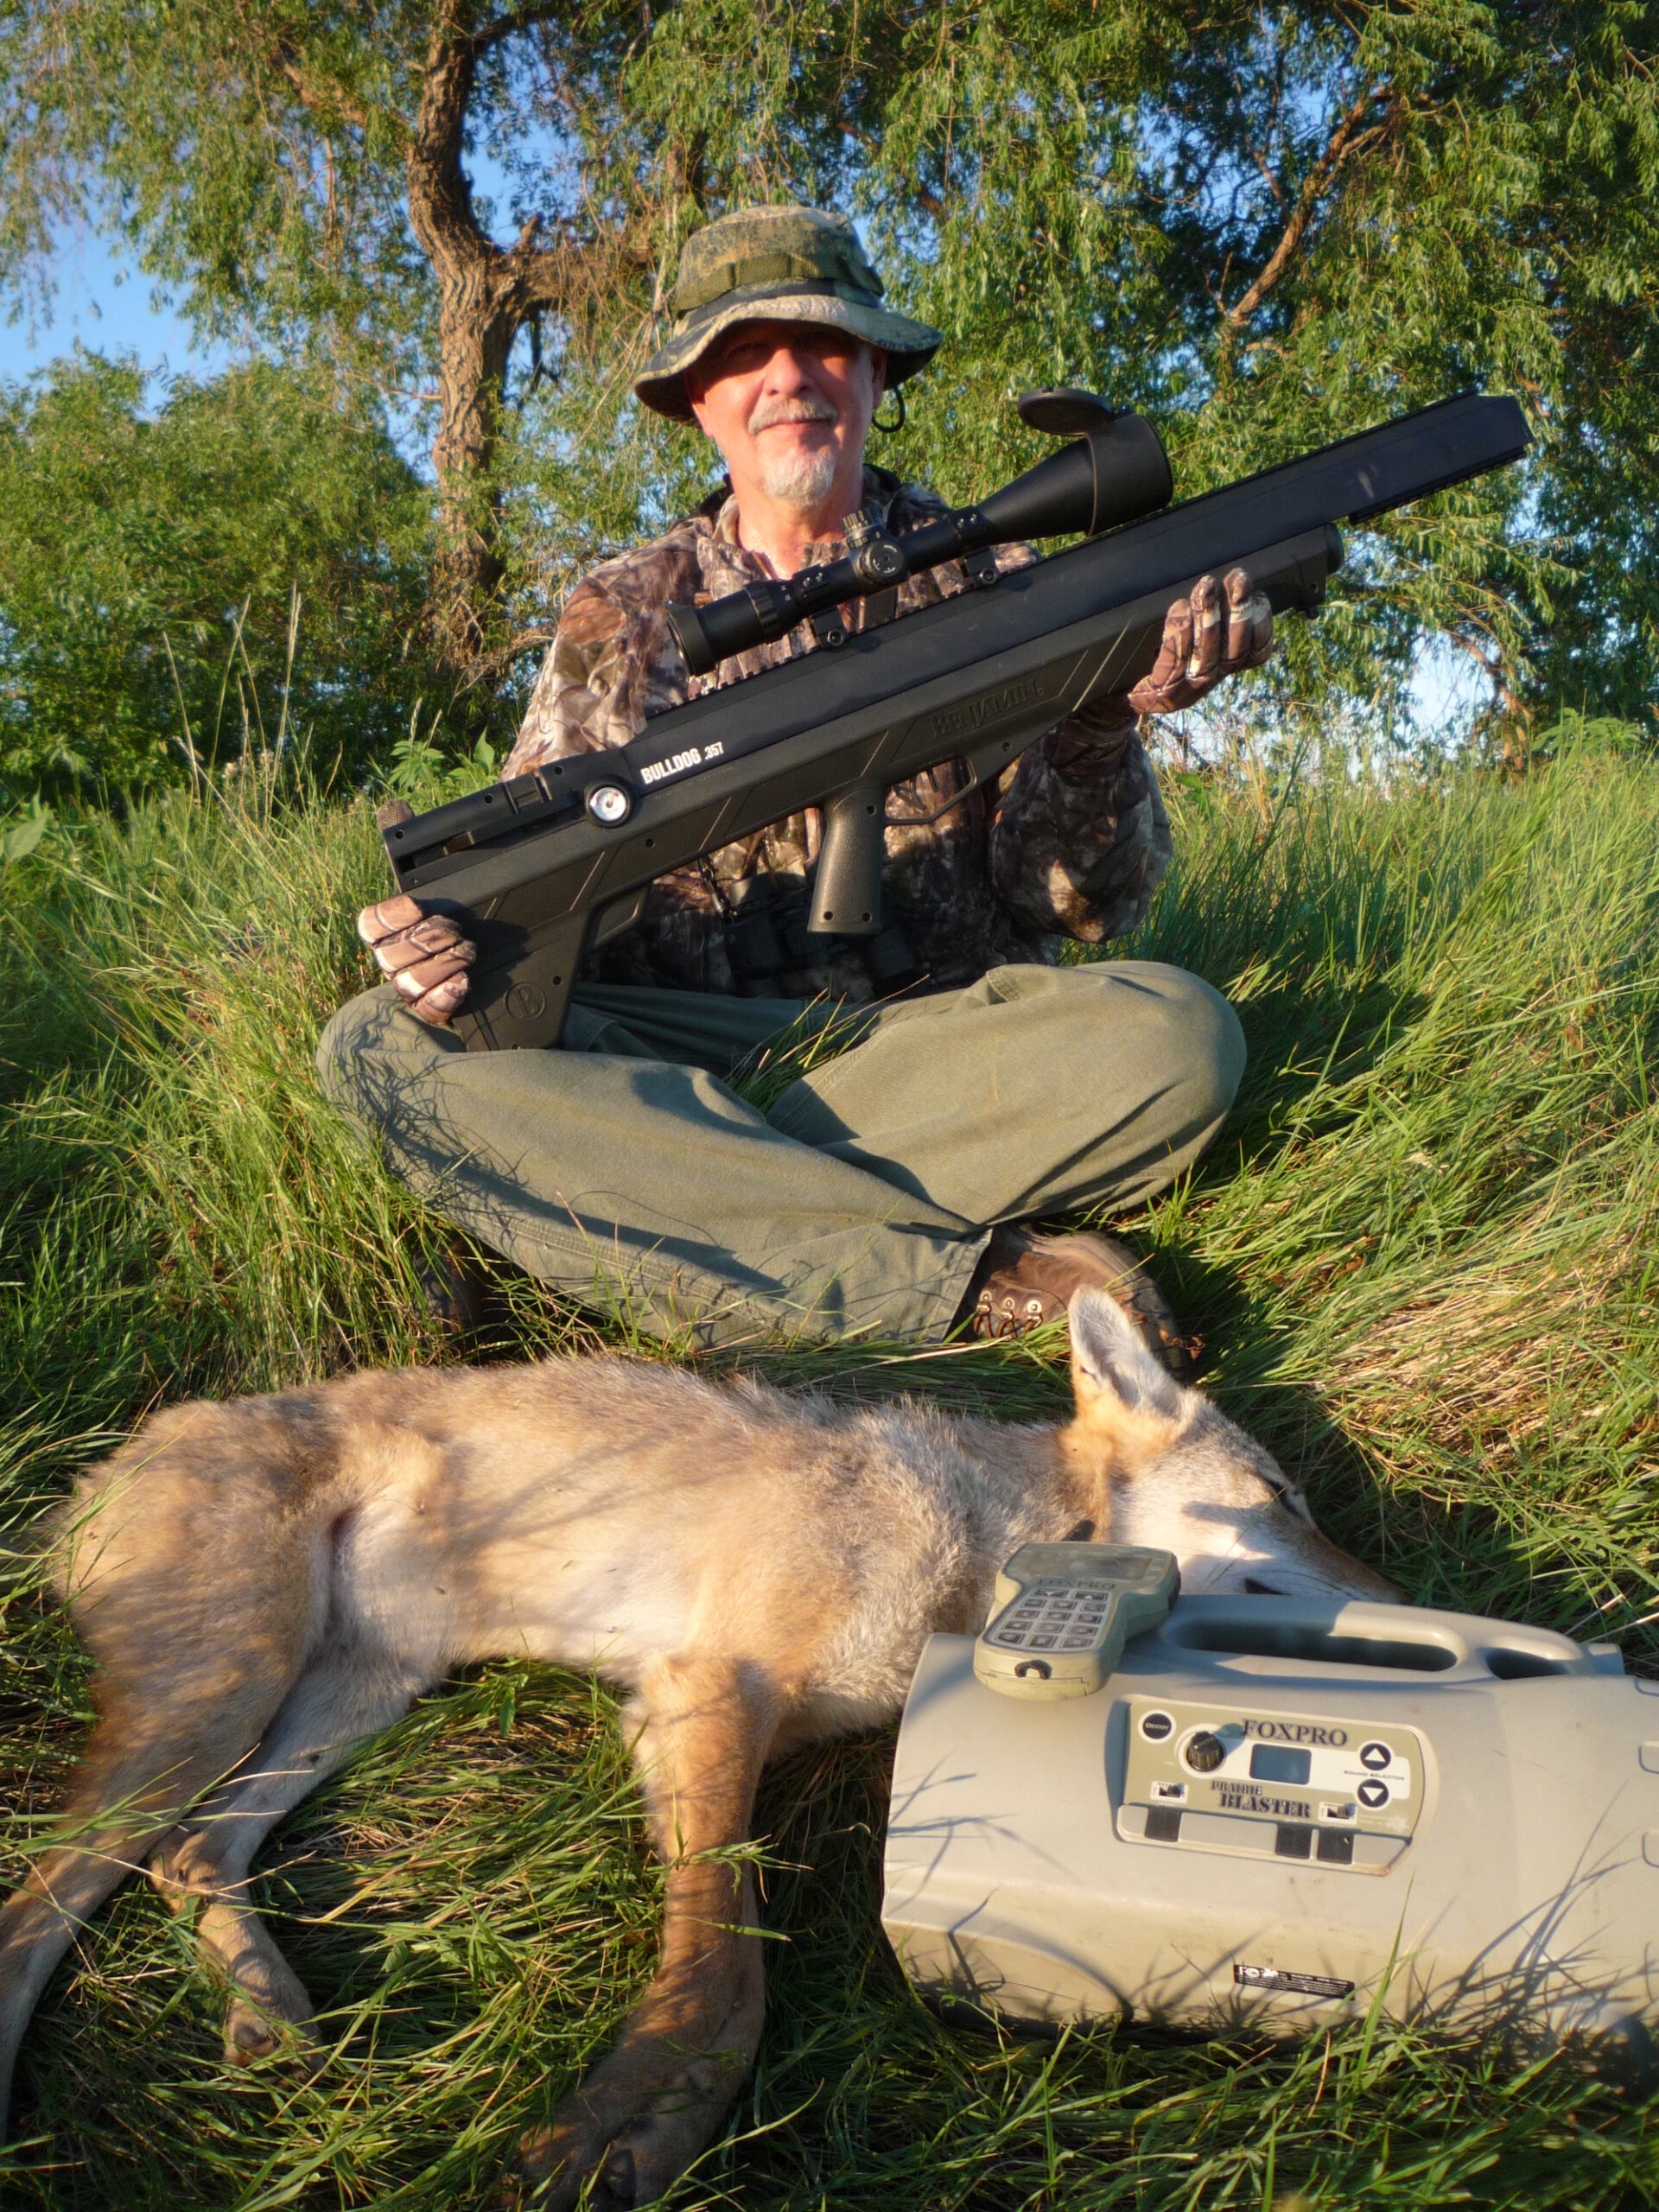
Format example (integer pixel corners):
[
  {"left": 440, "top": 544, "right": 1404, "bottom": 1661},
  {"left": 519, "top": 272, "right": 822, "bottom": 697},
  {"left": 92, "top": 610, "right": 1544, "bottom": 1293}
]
[
  {"left": 428, "top": 268, "right": 517, "bottom": 668},
  {"left": 404, "top": 10, "right": 500, "bottom": 677},
  {"left": 399, "top": 3, "right": 664, "bottom": 683},
  {"left": 404, "top": 5, "right": 588, "bottom": 682}
]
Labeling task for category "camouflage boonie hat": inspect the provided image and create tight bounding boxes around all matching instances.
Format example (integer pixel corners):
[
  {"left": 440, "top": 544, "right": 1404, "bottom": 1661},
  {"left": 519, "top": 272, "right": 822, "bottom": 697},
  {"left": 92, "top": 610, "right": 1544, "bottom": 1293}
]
[{"left": 633, "top": 204, "right": 943, "bottom": 423}]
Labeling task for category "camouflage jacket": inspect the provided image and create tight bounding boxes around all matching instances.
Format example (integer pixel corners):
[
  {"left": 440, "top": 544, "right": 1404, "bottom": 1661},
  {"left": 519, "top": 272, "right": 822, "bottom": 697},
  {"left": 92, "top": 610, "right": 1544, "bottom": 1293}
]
[{"left": 503, "top": 467, "right": 1173, "bottom": 1001}]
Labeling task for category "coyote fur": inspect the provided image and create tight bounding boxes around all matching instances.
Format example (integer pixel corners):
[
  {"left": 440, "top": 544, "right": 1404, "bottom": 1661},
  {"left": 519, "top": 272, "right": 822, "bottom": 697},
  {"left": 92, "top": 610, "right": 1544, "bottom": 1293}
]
[{"left": 0, "top": 1289, "right": 1390, "bottom": 2205}]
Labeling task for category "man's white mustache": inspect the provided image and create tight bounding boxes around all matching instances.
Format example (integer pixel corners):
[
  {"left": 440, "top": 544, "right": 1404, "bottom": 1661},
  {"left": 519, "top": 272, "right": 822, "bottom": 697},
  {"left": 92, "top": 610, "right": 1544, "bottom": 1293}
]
[{"left": 748, "top": 396, "right": 839, "bottom": 433}]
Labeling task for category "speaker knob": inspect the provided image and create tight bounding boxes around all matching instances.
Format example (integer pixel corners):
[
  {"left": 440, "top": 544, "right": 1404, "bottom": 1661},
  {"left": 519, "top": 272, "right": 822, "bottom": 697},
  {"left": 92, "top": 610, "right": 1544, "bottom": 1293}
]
[{"left": 1185, "top": 1730, "right": 1227, "bottom": 1773}]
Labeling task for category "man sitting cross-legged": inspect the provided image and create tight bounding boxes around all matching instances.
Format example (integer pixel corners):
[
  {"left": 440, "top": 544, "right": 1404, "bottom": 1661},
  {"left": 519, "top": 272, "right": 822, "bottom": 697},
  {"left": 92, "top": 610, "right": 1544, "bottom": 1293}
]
[{"left": 319, "top": 204, "right": 1271, "bottom": 1363}]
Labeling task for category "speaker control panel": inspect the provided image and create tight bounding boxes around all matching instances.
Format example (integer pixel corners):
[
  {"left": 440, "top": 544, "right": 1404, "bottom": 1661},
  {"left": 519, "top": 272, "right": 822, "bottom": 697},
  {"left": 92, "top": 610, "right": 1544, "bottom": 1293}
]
[{"left": 1118, "top": 1699, "right": 1425, "bottom": 1873}]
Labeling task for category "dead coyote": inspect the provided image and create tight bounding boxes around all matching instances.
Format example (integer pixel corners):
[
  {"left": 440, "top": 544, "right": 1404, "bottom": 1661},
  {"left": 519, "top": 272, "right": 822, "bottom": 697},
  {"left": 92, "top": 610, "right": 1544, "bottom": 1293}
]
[{"left": 0, "top": 1288, "right": 1389, "bottom": 2205}]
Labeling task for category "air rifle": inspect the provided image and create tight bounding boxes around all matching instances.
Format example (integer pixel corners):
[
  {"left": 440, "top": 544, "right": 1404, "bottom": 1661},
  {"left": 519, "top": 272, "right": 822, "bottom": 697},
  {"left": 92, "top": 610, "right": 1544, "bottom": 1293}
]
[{"left": 382, "top": 389, "right": 1530, "bottom": 1051}]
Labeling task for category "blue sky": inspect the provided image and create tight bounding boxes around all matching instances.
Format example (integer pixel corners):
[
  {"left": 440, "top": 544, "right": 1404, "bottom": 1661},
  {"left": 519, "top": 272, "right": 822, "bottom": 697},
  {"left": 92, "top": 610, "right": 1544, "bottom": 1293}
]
[
  {"left": 0, "top": 219, "right": 233, "bottom": 387},
  {"left": 0, "top": 132, "right": 537, "bottom": 391}
]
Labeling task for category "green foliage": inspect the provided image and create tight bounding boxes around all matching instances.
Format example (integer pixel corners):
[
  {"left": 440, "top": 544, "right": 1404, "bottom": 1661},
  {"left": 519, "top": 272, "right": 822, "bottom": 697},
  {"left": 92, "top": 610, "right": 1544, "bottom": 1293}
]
[
  {"left": 0, "top": 2, "right": 440, "bottom": 396},
  {"left": 383, "top": 716, "right": 499, "bottom": 804},
  {"left": 2, "top": 750, "right": 1657, "bottom": 2202},
  {"left": 4, "top": 3, "right": 1656, "bottom": 740},
  {"left": 0, "top": 353, "right": 437, "bottom": 795},
  {"left": 493, "top": 365, "right": 718, "bottom": 671},
  {"left": 0, "top": 793, "right": 51, "bottom": 866},
  {"left": 626, "top": 0, "right": 1659, "bottom": 738}
]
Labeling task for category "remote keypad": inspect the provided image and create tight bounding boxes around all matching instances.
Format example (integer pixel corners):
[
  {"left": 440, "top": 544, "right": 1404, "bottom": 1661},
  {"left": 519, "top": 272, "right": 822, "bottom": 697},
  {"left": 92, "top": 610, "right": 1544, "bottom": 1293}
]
[
  {"left": 992, "top": 1579, "right": 1115, "bottom": 1652},
  {"left": 974, "top": 1544, "right": 1179, "bottom": 1700}
]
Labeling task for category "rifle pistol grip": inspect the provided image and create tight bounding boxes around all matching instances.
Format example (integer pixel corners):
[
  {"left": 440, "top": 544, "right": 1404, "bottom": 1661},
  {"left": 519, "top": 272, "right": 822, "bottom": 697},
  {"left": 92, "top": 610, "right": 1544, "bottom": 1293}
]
[{"left": 810, "top": 779, "right": 885, "bottom": 937}]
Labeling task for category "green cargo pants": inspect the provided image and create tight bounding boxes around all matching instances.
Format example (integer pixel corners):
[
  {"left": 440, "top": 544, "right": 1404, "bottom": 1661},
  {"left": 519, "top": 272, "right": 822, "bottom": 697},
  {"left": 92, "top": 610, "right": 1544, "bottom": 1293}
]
[{"left": 316, "top": 961, "right": 1244, "bottom": 1349}]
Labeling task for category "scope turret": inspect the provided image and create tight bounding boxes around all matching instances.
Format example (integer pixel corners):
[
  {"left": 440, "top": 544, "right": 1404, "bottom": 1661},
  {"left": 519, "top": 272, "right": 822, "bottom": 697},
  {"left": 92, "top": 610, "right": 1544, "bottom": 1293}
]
[{"left": 666, "top": 397, "right": 1172, "bottom": 678}]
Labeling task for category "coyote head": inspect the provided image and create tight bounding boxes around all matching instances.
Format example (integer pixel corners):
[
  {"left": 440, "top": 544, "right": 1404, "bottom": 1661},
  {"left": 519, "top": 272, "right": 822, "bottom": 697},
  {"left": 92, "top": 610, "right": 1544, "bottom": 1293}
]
[{"left": 1061, "top": 1287, "right": 1395, "bottom": 1601}]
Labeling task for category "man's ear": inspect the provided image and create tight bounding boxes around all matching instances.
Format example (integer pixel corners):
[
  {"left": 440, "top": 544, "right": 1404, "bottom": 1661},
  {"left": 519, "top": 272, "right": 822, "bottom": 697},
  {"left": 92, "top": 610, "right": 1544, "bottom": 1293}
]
[
  {"left": 870, "top": 346, "right": 887, "bottom": 403},
  {"left": 1069, "top": 1287, "right": 1184, "bottom": 1431}
]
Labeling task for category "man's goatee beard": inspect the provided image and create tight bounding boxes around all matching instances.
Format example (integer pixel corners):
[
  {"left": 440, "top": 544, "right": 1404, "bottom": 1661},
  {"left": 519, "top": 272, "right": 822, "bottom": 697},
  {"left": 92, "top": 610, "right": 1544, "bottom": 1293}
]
[{"left": 753, "top": 442, "right": 842, "bottom": 512}]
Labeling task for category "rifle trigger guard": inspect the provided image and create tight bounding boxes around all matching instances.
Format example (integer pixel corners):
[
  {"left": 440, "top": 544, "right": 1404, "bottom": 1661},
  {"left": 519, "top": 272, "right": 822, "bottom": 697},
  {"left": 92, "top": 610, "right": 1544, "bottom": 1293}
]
[
  {"left": 885, "top": 737, "right": 1020, "bottom": 830},
  {"left": 885, "top": 779, "right": 982, "bottom": 831}
]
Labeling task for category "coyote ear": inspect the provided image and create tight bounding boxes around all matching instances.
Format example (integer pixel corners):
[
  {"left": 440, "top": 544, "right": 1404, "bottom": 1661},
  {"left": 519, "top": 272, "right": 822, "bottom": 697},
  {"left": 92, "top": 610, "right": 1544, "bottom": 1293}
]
[{"left": 1068, "top": 1287, "right": 1183, "bottom": 1427}]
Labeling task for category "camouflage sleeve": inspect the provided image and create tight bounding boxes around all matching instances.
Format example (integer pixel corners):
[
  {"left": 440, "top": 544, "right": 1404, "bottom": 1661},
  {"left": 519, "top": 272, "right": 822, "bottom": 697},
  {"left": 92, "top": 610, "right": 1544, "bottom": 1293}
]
[
  {"left": 988, "top": 702, "right": 1173, "bottom": 944},
  {"left": 501, "top": 579, "right": 641, "bottom": 777}
]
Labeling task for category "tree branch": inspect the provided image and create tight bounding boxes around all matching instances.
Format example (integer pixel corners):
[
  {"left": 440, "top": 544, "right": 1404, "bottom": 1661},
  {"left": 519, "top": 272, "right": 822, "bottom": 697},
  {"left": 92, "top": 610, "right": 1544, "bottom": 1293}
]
[
  {"left": 507, "top": 218, "right": 657, "bottom": 318},
  {"left": 469, "top": 2, "right": 566, "bottom": 57},
  {"left": 406, "top": 1, "right": 494, "bottom": 283},
  {"left": 1225, "top": 84, "right": 1390, "bottom": 329},
  {"left": 510, "top": 238, "right": 590, "bottom": 311},
  {"left": 270, "top": 41, "right": 373, "bottom": 133},
  {"left": 454, "top": 620, "right": 564, "bottom": 690}
]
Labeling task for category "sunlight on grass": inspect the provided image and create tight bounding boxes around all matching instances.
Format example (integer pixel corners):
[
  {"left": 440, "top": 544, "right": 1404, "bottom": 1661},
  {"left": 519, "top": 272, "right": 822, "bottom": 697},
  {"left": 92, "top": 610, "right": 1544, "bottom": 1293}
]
[{"left": 2, "top": 733, "right": 1656, "bottom": 2206}]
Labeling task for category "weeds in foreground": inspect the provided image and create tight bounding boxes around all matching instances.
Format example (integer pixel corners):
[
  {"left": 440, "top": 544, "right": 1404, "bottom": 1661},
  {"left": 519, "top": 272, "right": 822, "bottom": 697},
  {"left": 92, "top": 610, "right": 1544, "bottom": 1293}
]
[{"left": 1, "top": 736, "right": 1656, "bottom": 2206}]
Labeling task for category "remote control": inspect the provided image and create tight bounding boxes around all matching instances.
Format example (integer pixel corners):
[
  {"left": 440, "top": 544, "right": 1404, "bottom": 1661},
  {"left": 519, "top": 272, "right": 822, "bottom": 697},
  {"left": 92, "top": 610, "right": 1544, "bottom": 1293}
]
[{"left": 974, "top": 1542, "right": 1179, "bottom": 1700}]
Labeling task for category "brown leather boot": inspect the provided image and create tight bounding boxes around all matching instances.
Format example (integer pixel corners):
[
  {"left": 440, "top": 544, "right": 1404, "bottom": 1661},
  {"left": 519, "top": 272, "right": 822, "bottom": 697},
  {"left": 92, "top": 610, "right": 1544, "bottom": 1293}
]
[
  {"left": 959, "top": 1227, "right": 1198, "bottom": 1380},
  {"left": 411, "top": 1238, "right": 490, "bottom": 1338}
]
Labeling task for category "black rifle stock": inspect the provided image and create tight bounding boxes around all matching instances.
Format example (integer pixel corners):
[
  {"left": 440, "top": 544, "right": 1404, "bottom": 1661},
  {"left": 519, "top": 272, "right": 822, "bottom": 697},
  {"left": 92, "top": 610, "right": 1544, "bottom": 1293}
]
[{"left": 383, "top": 391, "right": 1529, "bottom": 1051}]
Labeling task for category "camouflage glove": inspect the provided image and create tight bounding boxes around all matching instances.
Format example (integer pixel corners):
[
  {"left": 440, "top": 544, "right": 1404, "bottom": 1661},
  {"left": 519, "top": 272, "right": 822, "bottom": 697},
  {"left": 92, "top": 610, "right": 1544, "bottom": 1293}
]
[
  {"left": 1044, "top": 569, "right": 1273, "bottom": 767},
  {"left": 1125, "top": 567, "right": 1274, "bottom": 716},
  {"left": 357, "top": 893, "right": 475, "bottom": 1026}
]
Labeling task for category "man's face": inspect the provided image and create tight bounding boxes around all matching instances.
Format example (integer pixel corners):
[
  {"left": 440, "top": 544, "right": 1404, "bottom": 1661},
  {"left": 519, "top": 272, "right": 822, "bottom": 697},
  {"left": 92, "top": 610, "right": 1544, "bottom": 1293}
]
[{"left": 685, "top": 321, "right": 887, "bottom": 514}]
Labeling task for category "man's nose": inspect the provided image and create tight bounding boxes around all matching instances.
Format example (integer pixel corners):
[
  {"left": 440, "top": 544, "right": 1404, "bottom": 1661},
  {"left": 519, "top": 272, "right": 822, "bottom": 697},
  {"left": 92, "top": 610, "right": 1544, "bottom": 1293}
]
[{"left": 760, "top": 345, "right": 823, "bottom": 395}]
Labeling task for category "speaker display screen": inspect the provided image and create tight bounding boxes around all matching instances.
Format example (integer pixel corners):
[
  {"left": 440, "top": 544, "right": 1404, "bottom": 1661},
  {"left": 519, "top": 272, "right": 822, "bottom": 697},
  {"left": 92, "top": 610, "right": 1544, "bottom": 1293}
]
[{"left": 1249, "top": 1745, "right": 1313, "bottom": 1786}]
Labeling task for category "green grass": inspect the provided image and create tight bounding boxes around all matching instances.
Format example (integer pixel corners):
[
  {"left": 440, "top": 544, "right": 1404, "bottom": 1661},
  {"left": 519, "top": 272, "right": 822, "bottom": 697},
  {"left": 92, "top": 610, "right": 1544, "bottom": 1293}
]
[{"left": 2, "top": 732, "right": 1657, "bottom": 2208}]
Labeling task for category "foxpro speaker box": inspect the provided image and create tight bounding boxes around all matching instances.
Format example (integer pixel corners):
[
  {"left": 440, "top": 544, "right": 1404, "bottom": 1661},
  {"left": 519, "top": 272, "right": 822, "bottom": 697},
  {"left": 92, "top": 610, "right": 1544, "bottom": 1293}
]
[{"left": 882, "top": 1589, "right": 1659, "bottom": 2069}]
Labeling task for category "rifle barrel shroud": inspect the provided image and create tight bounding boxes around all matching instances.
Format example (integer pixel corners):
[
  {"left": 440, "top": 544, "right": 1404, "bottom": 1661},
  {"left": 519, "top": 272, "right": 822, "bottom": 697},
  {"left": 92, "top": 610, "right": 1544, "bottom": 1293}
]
[{"left": 385, "top": 391, "right": 1530, "bottom": 1052}]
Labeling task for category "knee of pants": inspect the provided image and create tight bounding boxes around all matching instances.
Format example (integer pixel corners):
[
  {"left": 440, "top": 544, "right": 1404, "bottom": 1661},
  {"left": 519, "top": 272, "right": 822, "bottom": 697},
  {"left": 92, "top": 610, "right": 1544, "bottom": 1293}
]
[
  {"left": 316, "top": 983, "right": 451, "bottom": 1122},
  {"left": 1093, "top": 960, "right": 1246, "bottom": 1134},
  {"left": 1153, "top": 965, "right": 1247, "bottom": 1130}
]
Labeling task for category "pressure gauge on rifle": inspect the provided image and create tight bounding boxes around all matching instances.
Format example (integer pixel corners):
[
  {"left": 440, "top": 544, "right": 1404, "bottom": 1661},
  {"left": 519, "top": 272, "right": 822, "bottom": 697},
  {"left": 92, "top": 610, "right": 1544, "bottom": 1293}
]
[{"left": 585, "top": 783, "right": 632, "bottom": 826}]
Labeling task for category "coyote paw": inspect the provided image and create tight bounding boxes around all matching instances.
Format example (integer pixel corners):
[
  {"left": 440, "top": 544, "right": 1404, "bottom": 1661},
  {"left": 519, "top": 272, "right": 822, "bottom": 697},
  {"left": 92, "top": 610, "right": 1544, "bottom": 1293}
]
[
  {"left": 505, "top": 2119, "right": 632, "bottom": 2209},
  {"left": 222, "top": 1993, "right": 318, "bottom": 2069},
  {"left": 150, "top": 1840, "right": 319, "bottom": 2071},
  {"left": 216, "top": 1948, "right": 317, "bottom": 2069},
  {"left": 507, "top": 2044, "right": 751, "bottom": 2209}
]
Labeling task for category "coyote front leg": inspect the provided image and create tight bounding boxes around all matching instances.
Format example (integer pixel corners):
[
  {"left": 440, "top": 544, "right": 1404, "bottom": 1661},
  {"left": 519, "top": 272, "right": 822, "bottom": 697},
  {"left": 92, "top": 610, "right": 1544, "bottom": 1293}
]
[{"left": 514, "top": 1655, "right": 776, "bottom": 2211}]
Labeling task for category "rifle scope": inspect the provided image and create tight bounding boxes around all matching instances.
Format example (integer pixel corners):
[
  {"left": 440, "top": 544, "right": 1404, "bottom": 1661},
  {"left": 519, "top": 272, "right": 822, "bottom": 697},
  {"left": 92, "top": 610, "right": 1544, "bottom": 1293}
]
[{"left": 666, "top": 391, "right": 1173, "bottom": 679}]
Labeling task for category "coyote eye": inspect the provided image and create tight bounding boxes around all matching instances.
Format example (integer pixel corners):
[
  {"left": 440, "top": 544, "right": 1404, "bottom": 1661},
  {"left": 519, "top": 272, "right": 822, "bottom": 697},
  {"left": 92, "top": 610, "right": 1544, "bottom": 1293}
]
[{"left": 1261, "top": 1471, "right": 1315, "bottom": 1525}]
